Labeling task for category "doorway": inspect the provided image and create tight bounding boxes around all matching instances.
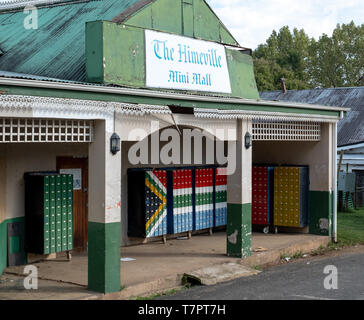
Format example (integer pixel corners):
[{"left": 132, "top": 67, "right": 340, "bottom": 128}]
[{"left": 56, "top": 157, "right": 88, "bottom": 251}]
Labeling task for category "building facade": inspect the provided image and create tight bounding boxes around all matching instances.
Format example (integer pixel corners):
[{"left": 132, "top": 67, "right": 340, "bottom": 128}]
[
  {"left": 0, "top": 0, "right": 347, "bottom": 293},
  {"left": 261, "top": 87, "right": 364, "bottom": 208}
]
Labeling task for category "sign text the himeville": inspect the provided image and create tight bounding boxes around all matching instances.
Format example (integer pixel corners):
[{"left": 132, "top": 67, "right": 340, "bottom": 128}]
[{"left": 145, "top": 29, "right": 232, "bottom": 93}]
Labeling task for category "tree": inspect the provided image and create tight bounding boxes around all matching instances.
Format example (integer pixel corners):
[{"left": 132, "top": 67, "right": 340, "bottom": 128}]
[
  {"left": 253, "top": 26, "right": 311, "bottom": 91},
  {"left": 254, "top": 22, "right": 364, "bottom": 91},
  {"left": 254, "top": 58, "right": 307, "bottom": 91},
  {"left": 308, "top": 22, "right": 364, "bottom": 88}
]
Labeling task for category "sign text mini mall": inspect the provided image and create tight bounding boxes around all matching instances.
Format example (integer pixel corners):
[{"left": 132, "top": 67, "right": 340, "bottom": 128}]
[{"left": 145, "top": 30, "right": 231, "bottom": 93}]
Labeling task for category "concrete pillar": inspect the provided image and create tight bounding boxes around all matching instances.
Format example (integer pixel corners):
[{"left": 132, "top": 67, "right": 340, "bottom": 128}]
[
  {"left": 0, "top": 151, "right": 6, "bottom": 275},
  {"left": 308, "top": 122, "right": 334, "bottom": 236},
  {"left": 226, "top": 119, "right": 252, "bottom": 258},
  {"left": 88, "top": 120, "right": 121, "bottom": 293},
  {"left": 332, "top": 122, "right": 338, "bottom": 242}
]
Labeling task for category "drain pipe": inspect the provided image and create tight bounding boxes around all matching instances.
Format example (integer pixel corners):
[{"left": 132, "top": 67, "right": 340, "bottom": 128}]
[{"left": 333, "top": 121, "right": 339, "bottom": 243}]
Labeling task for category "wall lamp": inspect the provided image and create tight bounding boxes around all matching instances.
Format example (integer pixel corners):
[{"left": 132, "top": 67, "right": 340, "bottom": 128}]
[
  {"left": 245, "top": 132, "right": 252, "bottom": 149},
  {"left": 110, "top": 132, "right": 121, "bottom": 155}
]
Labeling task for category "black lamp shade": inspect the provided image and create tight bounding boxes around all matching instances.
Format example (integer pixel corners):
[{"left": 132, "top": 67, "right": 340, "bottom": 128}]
[
  {"left": 245, "top": 132, "right": 252, "bottom": 149},
  {"left": 110, "top": 133, "right": 121, "bottom": 155}
]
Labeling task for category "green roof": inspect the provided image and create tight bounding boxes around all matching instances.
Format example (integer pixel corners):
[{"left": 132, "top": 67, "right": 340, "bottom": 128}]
[{"left": 0, "top": 0, "right": 140, "bottom": 81}]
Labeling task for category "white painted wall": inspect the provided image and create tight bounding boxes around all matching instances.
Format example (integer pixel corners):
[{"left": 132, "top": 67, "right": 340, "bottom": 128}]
[
  {"left": 252, "top": 123, "right": 334, "bottom": 192},
  {"left": 0, "top": 143, "right": 88, "bottom": 220}
]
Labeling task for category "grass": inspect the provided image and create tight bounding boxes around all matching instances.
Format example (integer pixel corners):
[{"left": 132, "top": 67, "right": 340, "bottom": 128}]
[
  {"left": 133, "top": 286, "right": 189, "bottom": 300},
  {"left": 251, "top": 265, "right": 262, "bottom": 271},
  {"left": 337, "top": 207, "right": 364, "bottom": 246},
  {"left": 291, "top": 251, "right": 304, "bottom": 259},
  {"left": 280, "top": 250, "right": 305, "bottom": 261},
  {"left": 310, "top": 243, "right": 342, "bottom": 256},
  {"left": 282, "top": 208, "right": 364, "bottom": 259},
  {"left": 311, "top": 207, "right": 364, "bottom": 256}
]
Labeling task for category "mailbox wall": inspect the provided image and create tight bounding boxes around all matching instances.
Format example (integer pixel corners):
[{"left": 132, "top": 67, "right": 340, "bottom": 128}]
[
  {"left": 253, "top": 123, "right": 334, "bottom": 236},
  {"left": 0, "top": 143, "right": 88, "bottom": 275}
]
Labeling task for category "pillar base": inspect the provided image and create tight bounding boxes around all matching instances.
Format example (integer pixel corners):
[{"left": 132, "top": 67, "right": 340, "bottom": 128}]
[
  {"left": 227, "top": 203, "right": 252, "bottom": 258},
  {"left": 309, "top": 191, "right": 333, "bottom": 237},
  {"left": 88, "top": 221, "right": 121, "bottom": 293}
]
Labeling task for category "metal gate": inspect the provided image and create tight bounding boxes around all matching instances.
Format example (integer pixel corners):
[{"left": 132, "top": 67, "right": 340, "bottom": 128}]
[{"left": 354, "top": 170, "right": 364, "bottom": 207}]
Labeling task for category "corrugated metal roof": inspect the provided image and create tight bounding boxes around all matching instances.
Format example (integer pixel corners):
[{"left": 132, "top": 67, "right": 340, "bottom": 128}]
[
  {"left": 111, "top": 0, "right": 153, "bottom": 24},
  {"left": 261, "top": 88, "right": 364, "bottom": 147},
  {"left": 0, "top": 73, "right": 348, "bottom": 117},
  {"left": 0, "top": 0, "right": 78, "bottom": 11},
  {"left": 0, "top": 70, "right": 87, "bottom": 83},
  {"left": 0, "top": 0, "right": 140, "bottom": 81}
]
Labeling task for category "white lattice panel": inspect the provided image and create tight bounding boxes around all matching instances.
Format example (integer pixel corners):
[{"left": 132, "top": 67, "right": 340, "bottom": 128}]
[
  {"left": 0, "top": 118, "right": 93, "bottom": 143},
  {"left": 253, "top": 121, "right": 321, "bottom": 141}
]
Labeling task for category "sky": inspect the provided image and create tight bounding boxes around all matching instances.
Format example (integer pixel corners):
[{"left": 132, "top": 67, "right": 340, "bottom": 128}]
[{"left": 206, "top": 0, "right": 364, "bottom": 50}]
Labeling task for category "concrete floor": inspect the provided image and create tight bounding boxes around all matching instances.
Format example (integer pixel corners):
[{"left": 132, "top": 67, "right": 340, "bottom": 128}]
[
  {"left": 3, "top": 231, "right": 330, "bottom": 298},
  {"left": 0, "top": 273, "right": 92, "bottom": 300}
]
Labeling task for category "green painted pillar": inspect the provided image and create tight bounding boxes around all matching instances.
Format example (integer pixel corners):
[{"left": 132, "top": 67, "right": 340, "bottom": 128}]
[
  {"left": 227, "top": 119, "right": 252, "bottom": 258},
  {"left": 309, "top": 191, "right": 333, "bottom": 236},
  {"left": 0, "top": 220, "right": 6, "bottom": 275},
  {"left": 305, "top": 123, "right": 335, "bottom": 238},
  {"left": 88, "top": 120, "right": 121, "bottom": 293},
  {"left": 0, "top": 153, "right": 6, "bottom": 275}
]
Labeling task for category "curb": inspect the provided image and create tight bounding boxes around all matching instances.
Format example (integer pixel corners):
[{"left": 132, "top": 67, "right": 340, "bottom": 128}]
[
  {"left": 83, "top": 274, "right": 184, "bottom": 300},
  {"left": 242, "top": 237, "right": 330, "bottom": 268}
]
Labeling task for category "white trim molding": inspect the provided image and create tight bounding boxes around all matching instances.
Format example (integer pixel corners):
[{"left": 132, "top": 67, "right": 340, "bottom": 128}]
[
  {"left": 0, "top": 77, "right": 350, "bottom": 113},
  {"left": 338, "top": 142, "right": 364, "bottom": 152},
  {"left": 194, "top": 108, "right": 340, "bottom": 123},
  {"left": 0, "top": 94, "right": 172, "bottom": 120}
]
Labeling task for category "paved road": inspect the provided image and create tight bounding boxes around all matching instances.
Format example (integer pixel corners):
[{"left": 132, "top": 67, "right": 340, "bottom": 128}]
[{"left": 159, "top": 251, "right": 364, "bottom": 300}]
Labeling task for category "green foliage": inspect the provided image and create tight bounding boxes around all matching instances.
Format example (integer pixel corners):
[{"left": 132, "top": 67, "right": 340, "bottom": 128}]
[
  {"left": 308, "top": 22, "right": 364, "bottom": 88},
  {"left": 337, "top": 208, "right": 364, "bottom": 246},
  {"left": 254, "top": 57, "right": 308, "bottom": 91},
  {"left": 280, "top": 250, "right": 305, "bottom": 261},
  {"left": 253, "top": 26, "right": 312, "bottom": 91},
  {"left": 310, "top": 208, "right": 364, "bottom": 256},
  {"left": 254, "top": 22, "right": 364, "bottom": 91},
  {"left": 251, "top": 265, "right": 262, "bottom": 271},
  {"left": 132, "top": 286, "right": 189, "bottom": 300}
]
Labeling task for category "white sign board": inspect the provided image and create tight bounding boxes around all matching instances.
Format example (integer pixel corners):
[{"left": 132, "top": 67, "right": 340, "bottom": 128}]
[
  {"left": 338, "top": 172, "right": 356, "bottom": 193},
  {"left": 145, "top": 29, "right": 232, "bottom": 94},
  {"left": 59, "top": 169, "right": 82, "bottom": 190}
]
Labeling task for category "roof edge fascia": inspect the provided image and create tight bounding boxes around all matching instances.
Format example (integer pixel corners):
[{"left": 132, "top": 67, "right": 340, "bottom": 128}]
[{"left": 0, "top": 77, "right": 350, "bottom": 114}]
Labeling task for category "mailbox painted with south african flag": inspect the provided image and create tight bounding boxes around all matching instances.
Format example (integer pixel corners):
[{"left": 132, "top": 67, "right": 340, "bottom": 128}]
[
  {"left": 127, "top": 166, "right": 228, "bottom": 239},
  {"left": 127, "top": 169, "right": 168, "bottom": 238}
]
